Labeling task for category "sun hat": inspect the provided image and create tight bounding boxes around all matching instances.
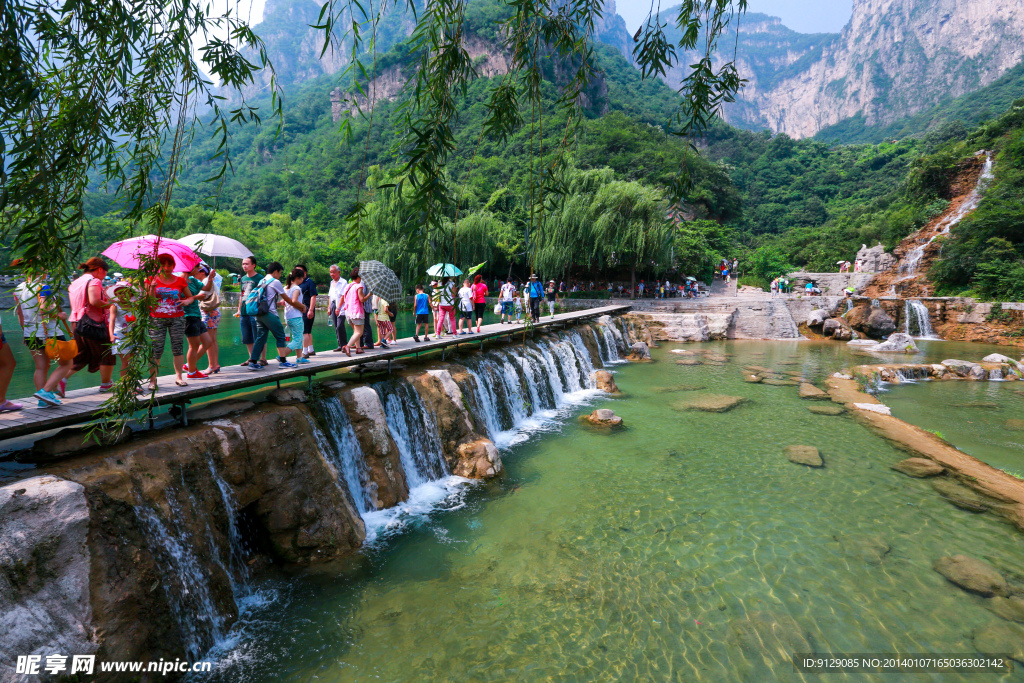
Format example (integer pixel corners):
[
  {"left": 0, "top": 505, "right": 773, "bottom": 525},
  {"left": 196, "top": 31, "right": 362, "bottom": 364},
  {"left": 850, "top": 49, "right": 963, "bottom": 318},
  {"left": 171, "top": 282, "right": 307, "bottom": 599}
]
[{"left": 105, "top": 281, "right": 132, "bottom": 299}]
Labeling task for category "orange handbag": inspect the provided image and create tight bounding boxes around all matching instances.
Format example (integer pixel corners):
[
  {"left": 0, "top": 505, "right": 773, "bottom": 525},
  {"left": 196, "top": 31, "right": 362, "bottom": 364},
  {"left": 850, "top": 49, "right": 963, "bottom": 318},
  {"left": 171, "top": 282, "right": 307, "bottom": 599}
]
[{"left": 45, "top": 320, "right": 78, "bottom": 363}]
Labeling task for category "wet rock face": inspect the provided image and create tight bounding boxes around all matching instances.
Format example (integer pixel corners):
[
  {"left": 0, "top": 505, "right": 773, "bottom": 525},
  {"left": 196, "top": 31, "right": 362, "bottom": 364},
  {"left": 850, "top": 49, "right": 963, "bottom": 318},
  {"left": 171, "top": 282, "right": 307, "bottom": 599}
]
[
  {"left": 931, "top": 478, "right": 996, "bottom": 513},
  {"left": 986, "top": 596, "right": 1024, "bottom": 623},
  {"left": 872, "top": 333, "right": 918, "bottom": 353},
  {"left": 583, "top": 409, "right": 623, "bottom": 427},
  {"left": 941, "top": 359, "right": 983, "bottom": 377},
  {"left": 933, "top": 555, "right": 1009, "bottom": 597},
  {"left": 0, "top": 477, "right": 97, "bottom": 674},
  {"left": 846, "top": 305, "right": 896, "bottom": 339},
  {"left": 454, "top": 439, "right": 502, "bottom": 478},
  {"left": 591, "top": 370, "right": 619, "bottom": 393},
  {"left": 339, "top": 387, "right": 410, "bottom": 509},
  {"left": 807, "top": 309, "right": 829, "bottom": 327},
  {"left": 627, "top": 342, "right": 651, "bottom": 361}
]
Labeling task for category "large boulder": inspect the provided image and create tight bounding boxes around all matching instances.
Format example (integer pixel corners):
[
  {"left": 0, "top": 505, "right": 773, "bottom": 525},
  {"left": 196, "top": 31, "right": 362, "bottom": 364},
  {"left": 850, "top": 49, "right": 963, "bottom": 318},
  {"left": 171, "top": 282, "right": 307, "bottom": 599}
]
[
  {"left": 942, "top": 359, "right": 982, "bottom": 377},
  {"left": 855, "top": 243, "right": 897, "bottom": 272},
  {"left": 591, "top": 370, "right": 619, "bottom": 394},
  {"left": 583, "top": 408, "right": 623, "bottom": 427},
  {"left": 933, "top": 555, "right": 1009, "bottom": 597},
  {"left": 785, "top": 445, "right": 823, "bottom": 467},
  {"left": 807, "top": 309, "right": 830, "bottom": 327},
  {"left": 845, "top": 305, "right": 896, "bottom": 339},
  {"left": 983, "top": 353, "right": 1024, "bottom": 374},
  {"left": 627, "top": 342, "right": 651, "bottom": 361},
  {"left": 454, "top": 439, "right": 502, "bottom": 478},
  {"left": 871, "top": 333, "right": 919, "bottom": 353},
  {"left": 822, "top": 318, "right": 841, "bottom": 337}
]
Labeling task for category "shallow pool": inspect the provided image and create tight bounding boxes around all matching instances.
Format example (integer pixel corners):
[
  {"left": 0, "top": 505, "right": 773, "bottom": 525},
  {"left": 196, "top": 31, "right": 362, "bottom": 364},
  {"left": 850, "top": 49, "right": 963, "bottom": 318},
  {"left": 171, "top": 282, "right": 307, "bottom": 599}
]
[{"left": 200, "top": 339, "right": 1024, "bottom": 682}]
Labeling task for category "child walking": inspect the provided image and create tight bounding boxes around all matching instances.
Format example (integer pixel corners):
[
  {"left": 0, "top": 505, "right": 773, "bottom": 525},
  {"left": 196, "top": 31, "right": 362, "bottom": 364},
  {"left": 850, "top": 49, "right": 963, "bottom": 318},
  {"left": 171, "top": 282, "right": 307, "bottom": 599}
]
[
  {"left": 283, "top": 268, "right": 309, "bottom": 363},
  {"left": 413, "top": 284, "right": 431, "bottom": 342}
]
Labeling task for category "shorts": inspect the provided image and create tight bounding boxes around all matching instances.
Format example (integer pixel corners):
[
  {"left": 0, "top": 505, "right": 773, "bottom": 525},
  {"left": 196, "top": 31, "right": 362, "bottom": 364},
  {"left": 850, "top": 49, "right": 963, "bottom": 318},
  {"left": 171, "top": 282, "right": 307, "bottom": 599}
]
[
  {"left": 286, "top": 317, "right": 304, "bottom": 351},
  {"left": 349, "top": 317, "right": 365, "bottom": 327},
  {"left": 110, "top": 336, "right": 134, "bottom": 356},
  {"left": 184, "top": 316, "right": 207, "bottom": 338},
  {"left": 302, "top": 311, "right": 315, "bottom": 334},
  {"left": 500, "top": 301, "right": 513, "bottom": 315},
  {"left": 415, "top": 313, "right": 430, "bottom": 324},
  {"left": 474, "top": 302, "right": 486, "bottom": 320},
  {"left": 459, "top": 308, "right": 473, "bottom": 320},
  {"left": 240, "top": 314, "right": 258, "bottom": 345},
  {"left": 25, "top": 334, "right": 65, "bottom": 351},
  {"left": 202, "top": 308, "right": 221, "bottom": 330},
  {"left": 72, "top": 330, "right": 115, "bottom": 373}
]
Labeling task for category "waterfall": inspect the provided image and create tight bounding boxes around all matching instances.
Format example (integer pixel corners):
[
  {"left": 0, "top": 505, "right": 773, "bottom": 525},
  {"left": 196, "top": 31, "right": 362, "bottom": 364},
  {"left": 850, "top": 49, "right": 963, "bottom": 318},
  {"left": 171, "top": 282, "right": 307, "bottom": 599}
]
[
  {"left": 317, "top": 398, "right": 376, "bottom": 515},
  {"left": 376, "top": 380, "right": 448, "bottom": 487},
  {"left": 206, "top": 460, "right": 250, "bottom": 596},
  {"left": 870, "top": 298, "right": 880, "bottom": 308},
  {"left": 845, "top": 299, "right": 853, "bottom": 313},
  {"left": 902, "top": 300, "right": 939, "bottom": 339},
  {"left": 135, "top": 505, "right": 226, "bottom": 659},
  {"left": 895, "top": 367, "right": 929, "bottom": 383}
]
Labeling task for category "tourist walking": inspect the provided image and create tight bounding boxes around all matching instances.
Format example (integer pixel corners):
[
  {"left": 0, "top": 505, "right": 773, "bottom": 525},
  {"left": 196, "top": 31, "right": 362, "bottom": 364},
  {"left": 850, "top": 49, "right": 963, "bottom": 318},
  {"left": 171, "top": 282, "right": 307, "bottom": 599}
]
[
  {"left": 472, "top": 274, "right": 488, "bottom": 333},
  {"left": 199, "top": 266, "right": 222, "bottom": 374},
  {"left": 245, "top": 262, "right": 298, "bottom": 370},
  {"left": 546, "top": 280, "right": 557, "bottom": 317},
  {"left": 327, "top": 264, "right": 347, "bottom": 352},
  {"left": 294, "top": 264, "right": 317, "bottom": 358},
  {"left": 372, "top": 294, "right": 392, "bottom": 348},
  {"left": 283, "top": 267, "right": 309, "bottom": 363},
  {"left": 341, "top": 268, "right": 371, "bottom": 356},
  {"left": 527, "top": 275, "right": 543, "bottom": 321},
  {"left": 770, "top": 278, "right": 778, "bottom": 297},
  {"left": 413, "top": 284, "right": 431, "bottom": 342},
  {"left": 182, "top": 263, "right": 215, "bottom": 380},
  {"left": 0, "top": 320, "right": 19, "bottom": 412},
  {"left": 360, "top": 283, "right": 375, "bottom": 350},
  {"left": 15, "top": 270, "right": 71, "bottom": 395},
  {"left": 499, "top": 279, "right": 516, "bottom": 323},
  {"left": 238, "top": 256, "right": 266, "bottom": 367},
  {"left": 457, "top": 279, "right": 475, "bottom": 334},
  {"left": 106, "top": 281, "right": 137, "bottom": 382},
  {"left": 429, "top": 280, "right": 441, "bottom": 337},
  {"left": 146, "top": 254, "right": 194, "bottom": 390}
]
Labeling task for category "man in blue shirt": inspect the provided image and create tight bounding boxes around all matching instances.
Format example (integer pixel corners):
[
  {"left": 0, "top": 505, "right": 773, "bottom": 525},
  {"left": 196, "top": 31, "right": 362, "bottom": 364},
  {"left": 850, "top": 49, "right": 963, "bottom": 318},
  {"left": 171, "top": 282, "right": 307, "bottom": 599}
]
[
  {"left": 294, "top": 264, "right": 317, "bottom": 357},
  {"left": 413, "top": 284, "right": 431, "bottom": 342},
  {"left": 527, "top": 274, "right": 544, "bottom": 321}
]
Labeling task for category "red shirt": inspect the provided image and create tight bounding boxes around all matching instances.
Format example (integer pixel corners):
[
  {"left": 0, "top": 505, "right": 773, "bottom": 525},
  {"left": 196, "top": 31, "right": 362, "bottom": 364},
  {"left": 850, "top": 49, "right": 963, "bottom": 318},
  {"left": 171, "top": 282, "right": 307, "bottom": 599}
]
[
  {"left": 472, "top": 282, "right": 488, "bottom": 304},
  {"left": 149, "top": 276, "right": 190, "bottom": 318}
]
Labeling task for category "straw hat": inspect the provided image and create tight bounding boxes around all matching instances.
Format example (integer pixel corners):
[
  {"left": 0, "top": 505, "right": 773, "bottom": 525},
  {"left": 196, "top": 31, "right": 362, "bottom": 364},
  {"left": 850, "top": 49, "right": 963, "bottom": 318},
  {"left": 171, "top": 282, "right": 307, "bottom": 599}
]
[{"left": 105, "top": 281, "right": 132, "bottom": 299}]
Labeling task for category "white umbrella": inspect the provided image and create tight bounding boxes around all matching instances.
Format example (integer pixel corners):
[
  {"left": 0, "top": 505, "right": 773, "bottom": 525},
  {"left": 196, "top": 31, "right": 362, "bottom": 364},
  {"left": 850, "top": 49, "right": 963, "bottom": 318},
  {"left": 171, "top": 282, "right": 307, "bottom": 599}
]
[{"left": 178, "top": 233, "right": 253, "bottom": 260}]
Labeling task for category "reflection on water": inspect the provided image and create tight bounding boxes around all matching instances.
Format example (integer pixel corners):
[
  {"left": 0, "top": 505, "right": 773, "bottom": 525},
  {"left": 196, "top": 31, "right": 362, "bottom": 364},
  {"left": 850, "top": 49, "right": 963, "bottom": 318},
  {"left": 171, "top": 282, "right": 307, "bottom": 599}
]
[{"left": 199, "top": 339, "right": 1024, "bottom": 682}]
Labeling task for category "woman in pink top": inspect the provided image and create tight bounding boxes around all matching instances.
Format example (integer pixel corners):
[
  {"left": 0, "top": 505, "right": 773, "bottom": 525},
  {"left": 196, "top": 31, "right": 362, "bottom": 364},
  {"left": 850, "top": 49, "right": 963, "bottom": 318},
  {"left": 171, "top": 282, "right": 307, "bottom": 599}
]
[
  {"left": 471, "top": 274, "right": 488, "bottom": 333},
  {"left": 341, "top": 269, "right": 371, "bottom": 356}
]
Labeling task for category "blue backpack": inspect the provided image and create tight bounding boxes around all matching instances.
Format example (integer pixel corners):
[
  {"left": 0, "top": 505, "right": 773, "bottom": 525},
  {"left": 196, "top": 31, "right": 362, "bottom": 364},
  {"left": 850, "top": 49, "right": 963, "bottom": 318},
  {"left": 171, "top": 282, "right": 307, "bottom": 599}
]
[{"left": 243, "top": 275, "right": 272, "bottom": 316}]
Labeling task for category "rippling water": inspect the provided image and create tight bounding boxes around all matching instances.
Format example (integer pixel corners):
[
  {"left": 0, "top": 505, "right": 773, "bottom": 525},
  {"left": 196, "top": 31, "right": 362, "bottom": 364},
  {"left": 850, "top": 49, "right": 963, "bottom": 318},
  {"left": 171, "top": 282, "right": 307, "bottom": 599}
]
[{"left": 199, "top": 339, "right": 1024, "bottom": 682}]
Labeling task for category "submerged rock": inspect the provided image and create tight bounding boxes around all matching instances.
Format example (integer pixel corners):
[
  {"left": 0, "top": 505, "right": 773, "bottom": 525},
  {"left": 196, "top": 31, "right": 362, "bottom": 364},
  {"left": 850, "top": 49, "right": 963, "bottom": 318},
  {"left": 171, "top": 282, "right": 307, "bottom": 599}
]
[
  {"left": 675, "top": 359, "right": 703, "bottom": 366},
  {"left": 808, "top": 404, "right": 845, "bottom": 416},
  {"left": 672, "top": 395, "right": 749, "bottom": 413},
  {"left": 785, "top": 445, "right": 823, "bottom": 467},
  {"left": 973, "top": 621, "right": 1024, "bottom": 663},
  {"left": 931, "top": 478, "right": 995, "bottom": 513},
  {"left": 670, "top": 349, "right": 699, "bottom": 356},
  {"left": 986, "top": 596, "right": 1024, "bottom": 623},
  {"left": 1005, "top": 419, "right": 1024, "bottom": 432},
  {"left": 583, "top": 408, "right": 623, "bottom": 427},
  {"left": 891, "top": 458, "right": 944, "bottom": 478},
  {"left": 798, "top": 383, "right": 829, "bottom": 400},
  {"left": 762, "top": 378, "right": 799, "bottom": 386},
  {"left": 933, "top": 555, "right": 1009, "bottom": 597},
  {"left": 651, "top": 384, "right": 706, "bottom": 393},
  {"left": 743, "top": 374, "right": 764, "bottom": 383},
  {"left": 872, "top": 333, "right": 918, "bottom": 353},
  {"left": 727, "top": 612, "right": 813, "bottom": 679},
  {"left": 591, "top": 370, "right": 619, "bottom": 394},
  {"left": 837, "top": 534, "right": 891, "bottom": 565}
]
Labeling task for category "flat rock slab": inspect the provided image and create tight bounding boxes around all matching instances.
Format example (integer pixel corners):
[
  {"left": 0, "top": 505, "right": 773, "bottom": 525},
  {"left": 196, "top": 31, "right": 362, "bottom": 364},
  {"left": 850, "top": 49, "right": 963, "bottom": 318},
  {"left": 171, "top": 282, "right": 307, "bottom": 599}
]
[
  {"left": 1005, "top": 419, "right": 1024, "bottom": 432},
  {"left": 973, "top": 621, "right": 1024, "bottom": 663},
  {"left": 670, "top": 349, "right": 700, "bottom": 356},
  {"left": 672, "top": 395, "right": 749, "bottom": 413},
  {"left": 785, "top": 445, "right": 823, "bottom": 467},
  {"left": 931, "top": 478, "right": 995, "bottom": 512},
  {"left": 743, "top": 375, "right": 764, "bottom": 383},
  {"left": 704, "top": 354, "right": 730, "bottom": 363},
  {"left": 798, "top": 383, "right": 829, "bottom": 400},
  {"left": 891, "top": 458, "right": 945, "bottom": 478},
  {"left": 986, "top": 596, "right": 1024, "bottom": 623},
  {"left": 675, "top": 359, "right": 703, "bottom": 366},
  {"left": 933, "top": 554, "right": 1009, "bottom": 597},
  {"left": 808, "top": 404, "right": 846, "bottom": 416},
  {"left": 763, "top": 378, "right": 799, "bottom": 386},
  {"left": 743, "top": 365, "right": 772, "bottom": 374}
]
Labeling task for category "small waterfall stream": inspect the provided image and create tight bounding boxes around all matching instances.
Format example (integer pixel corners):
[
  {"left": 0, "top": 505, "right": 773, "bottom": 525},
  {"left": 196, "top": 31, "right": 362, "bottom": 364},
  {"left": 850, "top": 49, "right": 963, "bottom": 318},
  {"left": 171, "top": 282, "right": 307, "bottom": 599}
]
[
  {"left": 377, "top": 379, "right": 449, "bottom": 487},
  {"left": 902, "top": 300, "right": 939, "bottom": 339},
  {"left": 317, "top": 399, "right": 376, "bottom": 515}
]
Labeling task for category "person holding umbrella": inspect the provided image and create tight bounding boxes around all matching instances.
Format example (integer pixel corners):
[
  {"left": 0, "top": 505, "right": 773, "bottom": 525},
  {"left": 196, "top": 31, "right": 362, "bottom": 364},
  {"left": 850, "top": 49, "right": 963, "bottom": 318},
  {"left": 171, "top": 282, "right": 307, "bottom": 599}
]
[
  {"left": 341, "top": 268, "right": 372, "bottom": 356},
  {"left": 147, "top": 254, "right": 196, "bottom": 389}
]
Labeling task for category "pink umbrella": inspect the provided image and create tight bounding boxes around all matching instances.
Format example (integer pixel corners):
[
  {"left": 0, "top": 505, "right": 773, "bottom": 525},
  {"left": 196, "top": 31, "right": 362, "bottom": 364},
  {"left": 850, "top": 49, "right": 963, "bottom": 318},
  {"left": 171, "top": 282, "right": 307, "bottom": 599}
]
[{"left": 102, "top": 234, "right": 201, "bottom": 272}]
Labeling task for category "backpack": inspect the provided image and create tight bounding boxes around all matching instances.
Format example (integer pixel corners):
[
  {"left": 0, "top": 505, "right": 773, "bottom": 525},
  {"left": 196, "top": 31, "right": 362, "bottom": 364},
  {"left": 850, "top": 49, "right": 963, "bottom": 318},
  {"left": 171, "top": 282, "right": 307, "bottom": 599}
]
[{"left": 243, "top": 275, "right": 272, "bottom": 316}]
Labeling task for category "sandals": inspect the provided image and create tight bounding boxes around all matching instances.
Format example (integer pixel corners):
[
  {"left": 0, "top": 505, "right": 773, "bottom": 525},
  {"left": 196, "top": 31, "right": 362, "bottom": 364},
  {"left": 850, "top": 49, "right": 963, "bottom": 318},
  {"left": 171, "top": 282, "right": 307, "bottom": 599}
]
[
  {"left": 174, "top": 379, "right": 188, "bottom": 387},
  {"left": 341, "top": 346, "right": 351, "bottom": 357}
]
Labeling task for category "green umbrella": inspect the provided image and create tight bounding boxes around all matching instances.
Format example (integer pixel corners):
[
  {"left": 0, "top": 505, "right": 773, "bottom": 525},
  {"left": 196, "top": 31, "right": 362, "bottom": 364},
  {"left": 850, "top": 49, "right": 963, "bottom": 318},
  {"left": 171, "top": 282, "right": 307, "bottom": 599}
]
[{"left": 427, "top": 263, "right": 462, "bottom": 277}]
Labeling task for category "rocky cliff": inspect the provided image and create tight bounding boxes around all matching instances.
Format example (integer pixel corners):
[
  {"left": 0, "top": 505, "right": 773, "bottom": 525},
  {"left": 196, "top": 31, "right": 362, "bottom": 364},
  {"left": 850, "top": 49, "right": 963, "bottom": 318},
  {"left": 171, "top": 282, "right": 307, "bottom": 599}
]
[{"left": 740, "top": 0, "right": 1024, "bottom": 138}]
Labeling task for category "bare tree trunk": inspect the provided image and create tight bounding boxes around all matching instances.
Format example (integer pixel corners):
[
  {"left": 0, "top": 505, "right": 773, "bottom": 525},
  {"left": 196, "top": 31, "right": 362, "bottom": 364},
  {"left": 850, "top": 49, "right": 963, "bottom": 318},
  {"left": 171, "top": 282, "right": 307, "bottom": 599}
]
[{"left": 630, "top": 264, "right": 636, "bottom": 300}]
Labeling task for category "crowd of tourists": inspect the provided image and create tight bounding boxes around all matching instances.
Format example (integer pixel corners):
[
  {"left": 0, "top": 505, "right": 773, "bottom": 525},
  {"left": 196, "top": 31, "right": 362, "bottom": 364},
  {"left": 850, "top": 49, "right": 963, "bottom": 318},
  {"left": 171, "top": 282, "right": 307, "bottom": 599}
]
[{"left": 0, "top": 260, "right": 570, "bottom": 412}]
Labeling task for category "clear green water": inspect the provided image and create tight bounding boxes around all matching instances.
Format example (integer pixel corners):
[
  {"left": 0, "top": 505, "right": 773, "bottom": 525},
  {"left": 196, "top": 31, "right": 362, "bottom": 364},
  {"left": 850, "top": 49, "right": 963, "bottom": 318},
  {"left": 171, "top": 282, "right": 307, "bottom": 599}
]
[{"left": 205, "top": 340, "right": 1024, "bottom": 682}]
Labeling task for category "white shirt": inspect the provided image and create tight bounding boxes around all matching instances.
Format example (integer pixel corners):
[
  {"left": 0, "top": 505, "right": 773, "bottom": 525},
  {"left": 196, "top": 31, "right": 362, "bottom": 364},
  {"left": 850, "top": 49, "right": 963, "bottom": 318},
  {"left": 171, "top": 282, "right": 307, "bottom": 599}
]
[
  {"left": 458, "top": 285, "right": 474, "bottom": 311},
  {"left": 284, "top": 284, "right": 304, "bottom": 319},
  {"left": 263, "top": 276, "right": 286, "bottom": 308},
  {"left": 15, "top": 281, "right": 58, "bottom": 338},
  {"left": 328, "top": 276, "right": 348, "bottom": 309},
  {"left": 499, "top": 282, "right": 516, "bottom": 302}
]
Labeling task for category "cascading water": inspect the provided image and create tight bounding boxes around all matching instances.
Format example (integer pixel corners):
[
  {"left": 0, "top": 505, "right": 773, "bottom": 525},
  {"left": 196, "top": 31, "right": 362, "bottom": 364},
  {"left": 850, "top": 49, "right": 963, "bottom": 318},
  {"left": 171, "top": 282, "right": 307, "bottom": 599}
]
[
  {"left": 896, "top": 152, "right": 995, "bottom": 281},
  {"left": 316, "top": 399, "right": 376, "bottom": 515},
  {"left": 376, "top": 380, "right": 448, "bottom": 487},
  {"left": 206, "top": 460, "right": 251, "bottom": 596},
  {"left": 902, "top": 300, "right": 939, "bottom": 339}
]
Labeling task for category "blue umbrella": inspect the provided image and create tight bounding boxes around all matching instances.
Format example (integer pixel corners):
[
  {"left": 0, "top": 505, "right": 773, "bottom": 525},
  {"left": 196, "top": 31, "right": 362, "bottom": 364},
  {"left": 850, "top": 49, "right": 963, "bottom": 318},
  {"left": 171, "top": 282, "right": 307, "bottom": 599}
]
[{"left": 427, "top": 263, "right": 462, "bottom": 277}]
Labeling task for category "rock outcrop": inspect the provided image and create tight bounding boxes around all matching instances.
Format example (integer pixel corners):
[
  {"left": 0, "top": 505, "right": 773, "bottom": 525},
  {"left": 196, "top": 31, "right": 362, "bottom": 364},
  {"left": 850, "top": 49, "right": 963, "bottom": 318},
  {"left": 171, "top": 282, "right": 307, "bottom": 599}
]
[
  {"left": 583, "top": 409, "right": 624, "bottom": 427},
  {"left": 845, "top": 305, "right": 896, "bottom": 339},
  {"left": 933, "top": 555, "right": 1009, "bottom": 597},
  {"left": 871, "top": 333, "right": 918, "bottom": 353}
]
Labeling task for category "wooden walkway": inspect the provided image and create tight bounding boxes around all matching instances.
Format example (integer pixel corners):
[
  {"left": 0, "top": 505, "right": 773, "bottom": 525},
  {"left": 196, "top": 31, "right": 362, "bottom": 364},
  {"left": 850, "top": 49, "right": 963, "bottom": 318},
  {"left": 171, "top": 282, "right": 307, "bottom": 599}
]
[{"left": 0, "top": 305, "right": 630, "bottom": 442}]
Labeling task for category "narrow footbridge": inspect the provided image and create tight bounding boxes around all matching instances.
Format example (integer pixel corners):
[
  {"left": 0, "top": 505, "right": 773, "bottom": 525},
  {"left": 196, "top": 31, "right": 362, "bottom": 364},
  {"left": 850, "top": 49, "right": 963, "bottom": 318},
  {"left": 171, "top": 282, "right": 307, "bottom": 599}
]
[{"left": 0, "top": 305, "right": 631, "bottom": 443}]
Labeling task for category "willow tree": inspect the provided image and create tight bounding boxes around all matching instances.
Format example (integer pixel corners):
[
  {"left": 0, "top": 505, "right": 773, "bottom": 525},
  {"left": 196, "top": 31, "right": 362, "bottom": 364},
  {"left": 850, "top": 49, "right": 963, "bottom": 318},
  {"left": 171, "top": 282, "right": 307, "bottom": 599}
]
[{"left": 588, "top": 181, "right": 672, "bottom": 296}]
